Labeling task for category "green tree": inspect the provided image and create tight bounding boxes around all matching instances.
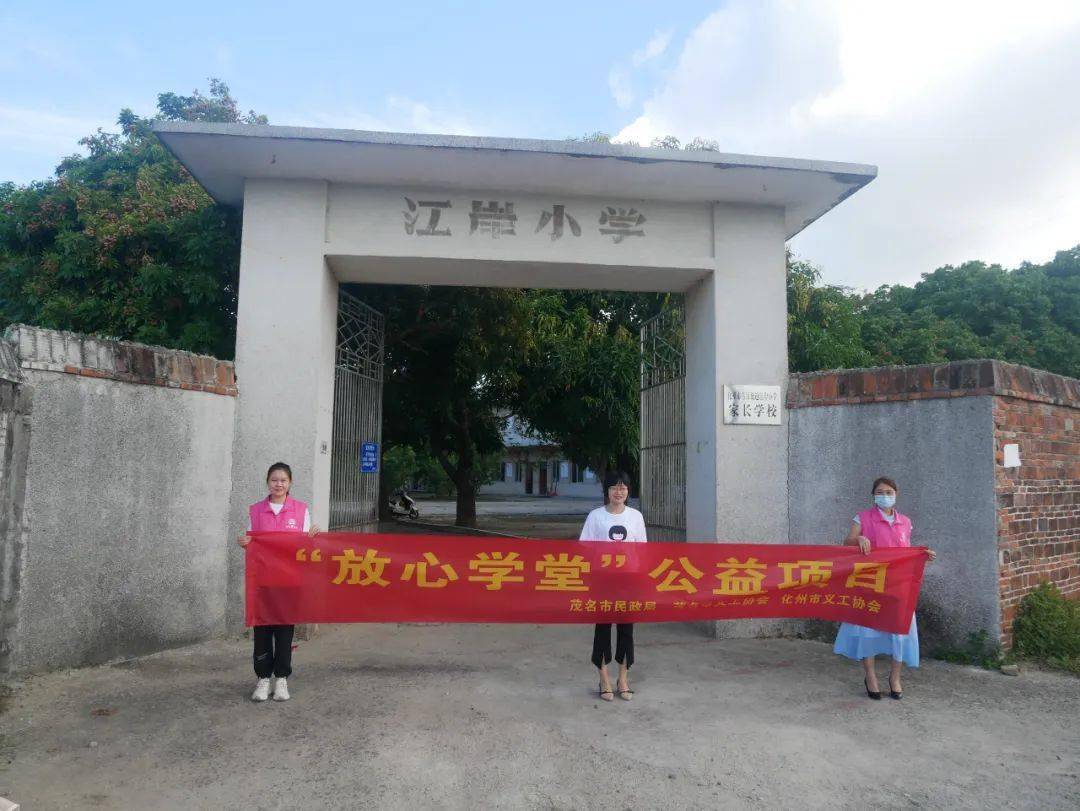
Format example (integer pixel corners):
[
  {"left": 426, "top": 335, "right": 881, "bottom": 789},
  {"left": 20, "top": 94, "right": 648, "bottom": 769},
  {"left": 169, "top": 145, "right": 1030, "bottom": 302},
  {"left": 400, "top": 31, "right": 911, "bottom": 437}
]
[
  {"left": 513, "top": 290, "right": 671, "bottom": 482},
  {"left": 858, "top": 248, "right": 1080, "bottom": 376},
  {"left": 786, "top": 246, "right": 1080, "bottom": 378},
  {"left": 0, "top": 80, "right": 264, "bottom": 358},
  {"left": 786, "top": 254, "right": 871, "bottom": 372},
  {"left": 353, "top": 284, "right": 533, "bottom": 527},
  {"left": 567, "top": 132, "right": 718, "bottom": 152}
]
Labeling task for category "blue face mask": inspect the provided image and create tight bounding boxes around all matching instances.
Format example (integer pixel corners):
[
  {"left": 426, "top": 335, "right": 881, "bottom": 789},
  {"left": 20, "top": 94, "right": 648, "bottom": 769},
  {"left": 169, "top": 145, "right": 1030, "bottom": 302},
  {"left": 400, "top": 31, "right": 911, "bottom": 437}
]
[{"left": 874, "top": 494, "right": 896, "bottom": 510}]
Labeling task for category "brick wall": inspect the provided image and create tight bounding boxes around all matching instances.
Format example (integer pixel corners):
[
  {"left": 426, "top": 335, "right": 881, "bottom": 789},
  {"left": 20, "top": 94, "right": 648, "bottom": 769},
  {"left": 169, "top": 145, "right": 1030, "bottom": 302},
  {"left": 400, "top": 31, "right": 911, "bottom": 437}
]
[
  {"left": 791, "top": 359, "right": 1080, "bottom": 647},
  {"left": 4, "top": 324, "right": 236, "bottom": 396},
  {"left": 994, "top": 396, "right": 1080, "bottom": 646},
  {"left": 788, "top": 358, "right": 1080, "bottom": 409}
]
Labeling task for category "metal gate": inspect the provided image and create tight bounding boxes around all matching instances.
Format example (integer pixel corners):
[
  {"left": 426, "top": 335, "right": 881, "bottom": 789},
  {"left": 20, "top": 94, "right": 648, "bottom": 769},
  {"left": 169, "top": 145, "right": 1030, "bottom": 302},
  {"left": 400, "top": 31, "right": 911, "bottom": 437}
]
[
  {"left": 639, "top": 307, "right": 686, "bottom": 541},
  {"left": 329, "top": 290, "right": 385, "bottom": 530}
]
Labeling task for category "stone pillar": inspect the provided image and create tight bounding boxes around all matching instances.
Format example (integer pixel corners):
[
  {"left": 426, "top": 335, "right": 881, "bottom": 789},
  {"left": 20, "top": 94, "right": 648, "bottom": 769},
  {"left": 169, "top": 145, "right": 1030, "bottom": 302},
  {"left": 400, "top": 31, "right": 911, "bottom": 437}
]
[
  {"left": 684, "top": 204, "right": 789, "bottom": 636},
  {"left": 226, "top": 179, "right": 338, "bottom": 629},
  {"left": 684, "top": 272, "right": 719, "bottom": 544}
]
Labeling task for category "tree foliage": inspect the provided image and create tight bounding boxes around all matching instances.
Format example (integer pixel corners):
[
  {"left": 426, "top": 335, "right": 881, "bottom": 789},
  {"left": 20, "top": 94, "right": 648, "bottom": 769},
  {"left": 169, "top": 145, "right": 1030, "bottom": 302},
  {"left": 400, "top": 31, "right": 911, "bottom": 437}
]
[
  {"left": 789, "top": 247, "right": 1080, "bottom": 378},
  {"left": 353, "top": 284, "right": 533, "bottom": 526},
  {"left": 513, "top": 290, "right": 670, "bottom": 480},
  {"left": 787, "top": 254, "right": 872, "bottom": 372},
  {"left": 0, "top": 80, "right": 262, "bottom": 358},
  {"left": 355, "top": 283, "right": 666, "bottom": 523},
  {"left": 567, "top": 132, "right": 719, "bottom": 151}
]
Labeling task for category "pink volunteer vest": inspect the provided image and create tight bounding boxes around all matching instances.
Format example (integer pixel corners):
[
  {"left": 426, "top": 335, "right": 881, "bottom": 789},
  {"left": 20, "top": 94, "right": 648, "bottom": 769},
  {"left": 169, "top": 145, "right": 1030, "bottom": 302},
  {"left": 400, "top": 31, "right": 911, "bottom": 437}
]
[
  {"left": 857, "top": 508, "right": 912, "bottom": 549},
  {"left": 249, "top": 496, "right": 308, "bottom": 533}
]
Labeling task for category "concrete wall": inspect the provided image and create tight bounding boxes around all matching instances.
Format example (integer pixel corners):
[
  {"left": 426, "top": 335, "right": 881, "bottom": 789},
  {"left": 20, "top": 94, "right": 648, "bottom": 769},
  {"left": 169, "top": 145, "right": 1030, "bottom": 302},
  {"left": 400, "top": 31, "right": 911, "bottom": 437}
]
[
  {"left": 686, "top": 205, "right": 790, "bottom": 638},
  {"left": 789, "top": 360, "right": 1080, "bottom": 648},
  {"left": 0, "top": 354, "right": 31, "bottom": 674},
  {"left": 788, "top": 396, "right": 999, "bottom": 648},
  {"left": 2, "top": 327, "right": 236, "bottom": 673},
  {"left": 228, "top": 178, "right": 338, "bottom": 629}
]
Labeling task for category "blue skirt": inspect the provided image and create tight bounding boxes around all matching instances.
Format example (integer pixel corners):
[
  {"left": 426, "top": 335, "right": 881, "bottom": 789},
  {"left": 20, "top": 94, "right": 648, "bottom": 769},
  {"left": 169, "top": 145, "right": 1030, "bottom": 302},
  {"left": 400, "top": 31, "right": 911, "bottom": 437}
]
[{"left": 833, "top": 614, "right": 920, "bottom": 667}]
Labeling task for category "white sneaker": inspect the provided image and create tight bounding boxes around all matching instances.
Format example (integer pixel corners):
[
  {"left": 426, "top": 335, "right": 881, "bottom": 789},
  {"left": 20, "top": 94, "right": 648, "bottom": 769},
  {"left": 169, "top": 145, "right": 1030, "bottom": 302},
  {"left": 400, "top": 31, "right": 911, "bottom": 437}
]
[
  {"left": 272, "top": 677, "right": 290, "bottom": 701},
  {"left": 251, "top": 678, "right": 271, "bottom": 702}
]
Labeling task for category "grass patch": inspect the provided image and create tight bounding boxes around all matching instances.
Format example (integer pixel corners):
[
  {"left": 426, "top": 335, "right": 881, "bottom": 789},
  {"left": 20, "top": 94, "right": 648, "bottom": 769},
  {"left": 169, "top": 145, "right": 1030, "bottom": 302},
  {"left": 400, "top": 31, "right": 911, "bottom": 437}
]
[{"left": 1012, "top": 583, "right": 1080, "bottom": 675}]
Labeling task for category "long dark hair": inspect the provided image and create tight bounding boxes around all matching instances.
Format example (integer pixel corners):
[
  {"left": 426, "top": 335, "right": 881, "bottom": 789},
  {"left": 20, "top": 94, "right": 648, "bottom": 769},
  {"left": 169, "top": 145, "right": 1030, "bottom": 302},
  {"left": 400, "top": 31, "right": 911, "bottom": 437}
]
[
  {"left": 602, "top": 470, "right": 632, "bottom": 504},
  {"left": 266, "top": 462, "right": 293, "bottom": 495}
]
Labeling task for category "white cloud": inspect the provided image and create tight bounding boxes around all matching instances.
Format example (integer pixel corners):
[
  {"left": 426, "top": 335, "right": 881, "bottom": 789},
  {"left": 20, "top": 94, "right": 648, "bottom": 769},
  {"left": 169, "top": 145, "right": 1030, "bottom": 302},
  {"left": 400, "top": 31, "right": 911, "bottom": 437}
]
[
  {"left": 608, "top": 67, "right": 634, "bottom": 109},
  {"left": 614, "top": 0, "right": 1080, "bottom": 288},
  {"left": 608, "top": 28, "right": 677, "bottom": 112},
  {"left": 0, "top": 106, "right": 109, "bottom": 181},
  {"left": 632, "top": 29, "right": 673, "bottom": 67},
  {"left": 386, "top": 95, "right": 478, "bottom": 136}
]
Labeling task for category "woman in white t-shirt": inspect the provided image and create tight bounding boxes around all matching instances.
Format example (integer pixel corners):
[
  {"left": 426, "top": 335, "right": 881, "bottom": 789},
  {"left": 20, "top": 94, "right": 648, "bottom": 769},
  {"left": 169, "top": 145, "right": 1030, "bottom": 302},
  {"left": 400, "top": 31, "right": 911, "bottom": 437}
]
[{"left": 579, "top": 470, "right": 647, "bottom": 701}]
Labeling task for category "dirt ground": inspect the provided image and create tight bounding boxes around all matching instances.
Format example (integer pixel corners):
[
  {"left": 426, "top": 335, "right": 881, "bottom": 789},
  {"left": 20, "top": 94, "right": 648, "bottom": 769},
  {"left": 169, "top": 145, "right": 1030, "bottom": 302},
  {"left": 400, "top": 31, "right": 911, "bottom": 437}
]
[{"left": 1, "top": 622, "right": 1077, "bottom": 809}]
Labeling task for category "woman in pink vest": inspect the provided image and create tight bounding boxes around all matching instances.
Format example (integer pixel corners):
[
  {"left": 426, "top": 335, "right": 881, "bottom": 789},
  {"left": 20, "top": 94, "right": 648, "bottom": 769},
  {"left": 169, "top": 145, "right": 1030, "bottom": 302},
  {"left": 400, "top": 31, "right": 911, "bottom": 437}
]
[
  {"left": 236, "top": 462, "right": 321, "bottom": 702},
  {"left": 834, "top": 476, "right": 936, "bottom": 700}
]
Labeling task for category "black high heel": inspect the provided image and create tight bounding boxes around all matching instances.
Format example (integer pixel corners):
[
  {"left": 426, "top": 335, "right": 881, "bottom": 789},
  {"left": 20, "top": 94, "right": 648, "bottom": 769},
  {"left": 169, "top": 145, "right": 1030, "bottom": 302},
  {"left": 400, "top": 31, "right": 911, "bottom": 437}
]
[
  {"left": 889, "top": 677, "right": 903, "bottom": 700},
  {"left": 864, "top": 677, "right": 882, "bottom": 700}
]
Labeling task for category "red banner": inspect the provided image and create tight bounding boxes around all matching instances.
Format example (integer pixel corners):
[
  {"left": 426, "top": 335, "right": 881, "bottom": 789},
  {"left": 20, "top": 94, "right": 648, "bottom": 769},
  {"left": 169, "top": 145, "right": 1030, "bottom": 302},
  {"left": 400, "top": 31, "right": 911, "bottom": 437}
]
[{"left": 245, "top": 533, "right": 927, "bottom": 633}]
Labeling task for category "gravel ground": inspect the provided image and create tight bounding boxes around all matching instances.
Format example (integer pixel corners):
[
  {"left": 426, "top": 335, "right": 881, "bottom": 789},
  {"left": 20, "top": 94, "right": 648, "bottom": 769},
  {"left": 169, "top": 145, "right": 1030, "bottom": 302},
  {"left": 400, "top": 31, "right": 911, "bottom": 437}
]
[{"left": 1, "top": 622, "right": 1077, "bottom": 809}]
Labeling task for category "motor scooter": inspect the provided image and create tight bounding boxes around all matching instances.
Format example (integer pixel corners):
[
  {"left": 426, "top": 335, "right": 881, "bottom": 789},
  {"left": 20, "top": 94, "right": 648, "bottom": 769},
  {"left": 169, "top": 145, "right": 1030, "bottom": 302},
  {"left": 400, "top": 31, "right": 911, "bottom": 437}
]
[{"left": 388, "top": 487, "right": 419, "bottom": 519}]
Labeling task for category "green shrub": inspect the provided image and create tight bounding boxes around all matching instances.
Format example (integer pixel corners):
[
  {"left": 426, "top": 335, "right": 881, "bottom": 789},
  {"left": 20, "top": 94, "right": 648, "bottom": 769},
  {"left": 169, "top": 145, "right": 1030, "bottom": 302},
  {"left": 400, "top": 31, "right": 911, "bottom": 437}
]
[{"left": 1012, "top": 583, "right": 1080, "bottom": 673}]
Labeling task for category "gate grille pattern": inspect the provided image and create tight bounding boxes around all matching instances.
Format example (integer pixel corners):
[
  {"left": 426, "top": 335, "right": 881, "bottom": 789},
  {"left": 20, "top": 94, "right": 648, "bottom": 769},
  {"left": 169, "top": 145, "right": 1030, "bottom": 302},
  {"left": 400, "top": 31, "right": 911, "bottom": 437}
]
[
  {"left": 640, "top": 308, "right": 686, "bottom": 542},
  {"left": 330, "top": 290, "right": 384, "bottom": 529}
]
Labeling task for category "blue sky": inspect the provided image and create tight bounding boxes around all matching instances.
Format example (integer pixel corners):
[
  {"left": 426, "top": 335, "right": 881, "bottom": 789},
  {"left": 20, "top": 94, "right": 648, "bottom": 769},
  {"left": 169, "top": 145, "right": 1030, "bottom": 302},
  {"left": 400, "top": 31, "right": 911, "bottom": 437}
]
[
  {"left": 1, "top": 1, "right": 714, "bottom": 176},
  {"left": 2, "top": 1, "right": 1079, "bottom": 288}
]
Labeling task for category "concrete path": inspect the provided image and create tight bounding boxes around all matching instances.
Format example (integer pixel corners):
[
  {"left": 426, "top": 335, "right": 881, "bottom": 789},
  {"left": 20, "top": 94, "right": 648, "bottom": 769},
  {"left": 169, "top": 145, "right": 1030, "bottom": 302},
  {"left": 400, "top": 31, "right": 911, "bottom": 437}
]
[
  {"left": 1, "top": 623, "right": 1077, "bottom": 809},
  {"left": 415, "top": 494, "right": 598, "bottom": 519}
]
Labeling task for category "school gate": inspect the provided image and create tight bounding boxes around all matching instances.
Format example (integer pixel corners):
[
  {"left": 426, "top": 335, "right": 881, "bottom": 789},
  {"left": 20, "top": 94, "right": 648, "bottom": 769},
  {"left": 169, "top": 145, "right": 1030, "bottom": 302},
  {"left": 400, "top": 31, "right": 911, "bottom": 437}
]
[
  {"left": 639, "top": 306, "right": 686, "bottom": 542},
  {"left": 329, "top": 289, "right": 384, "bottom": 530},
  {"left": 154, "top": 122, "right": 875, "bottom": 628}
]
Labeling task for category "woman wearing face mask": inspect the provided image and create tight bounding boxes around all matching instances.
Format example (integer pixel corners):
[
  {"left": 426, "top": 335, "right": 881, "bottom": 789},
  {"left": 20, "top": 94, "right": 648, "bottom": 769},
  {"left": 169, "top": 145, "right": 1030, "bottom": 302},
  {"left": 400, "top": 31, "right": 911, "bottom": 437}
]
[
  {"left": 834, "top": 476, "right": 936, "bottom": 700},
  {"left": 579, "top": 470, "right": 647, "bottom": 702}
]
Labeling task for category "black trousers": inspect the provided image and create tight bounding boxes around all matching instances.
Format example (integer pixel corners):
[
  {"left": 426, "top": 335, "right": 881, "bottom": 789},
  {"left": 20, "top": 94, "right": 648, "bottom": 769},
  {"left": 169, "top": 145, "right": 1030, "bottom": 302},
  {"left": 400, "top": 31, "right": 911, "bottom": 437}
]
[
  {"left": 591, "top": 623, "right": 634, "bottom": 669},
  {"left": 253, "top": 624, "right": 294, "bottom": 678}
]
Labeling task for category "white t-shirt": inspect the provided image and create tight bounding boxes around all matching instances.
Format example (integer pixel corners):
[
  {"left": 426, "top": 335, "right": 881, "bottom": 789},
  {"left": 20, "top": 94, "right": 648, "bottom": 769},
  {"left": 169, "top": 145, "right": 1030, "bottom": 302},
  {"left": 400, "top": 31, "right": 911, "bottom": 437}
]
[
  {"left": 247, "top": 501, "right": 311, "bottom": 532},
  {"left": 579, "top": 506, "right": 647, "bottom": 543}
]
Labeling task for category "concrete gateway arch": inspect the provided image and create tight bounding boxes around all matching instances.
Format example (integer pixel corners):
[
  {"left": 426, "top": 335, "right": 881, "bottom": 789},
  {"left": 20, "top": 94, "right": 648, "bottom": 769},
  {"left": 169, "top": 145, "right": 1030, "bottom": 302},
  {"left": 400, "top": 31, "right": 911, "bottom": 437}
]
[{"left": 154, "top": 122, "right": 876, "bottom": 626}]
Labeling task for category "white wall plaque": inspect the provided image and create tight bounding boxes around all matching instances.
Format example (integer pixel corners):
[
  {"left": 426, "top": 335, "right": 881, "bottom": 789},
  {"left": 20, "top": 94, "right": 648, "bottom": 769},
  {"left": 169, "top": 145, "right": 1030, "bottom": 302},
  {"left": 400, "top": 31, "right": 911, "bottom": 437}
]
[{"left": 723, "top": 385, "right": 782, "bottom": 425}]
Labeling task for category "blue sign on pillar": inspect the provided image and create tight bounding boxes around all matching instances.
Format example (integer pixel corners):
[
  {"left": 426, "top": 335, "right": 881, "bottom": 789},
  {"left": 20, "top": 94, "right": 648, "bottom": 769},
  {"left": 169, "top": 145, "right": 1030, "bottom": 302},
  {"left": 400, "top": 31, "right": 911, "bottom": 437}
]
[{"left": 361, "top": 442, "right": 379, "bottom": 473}]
